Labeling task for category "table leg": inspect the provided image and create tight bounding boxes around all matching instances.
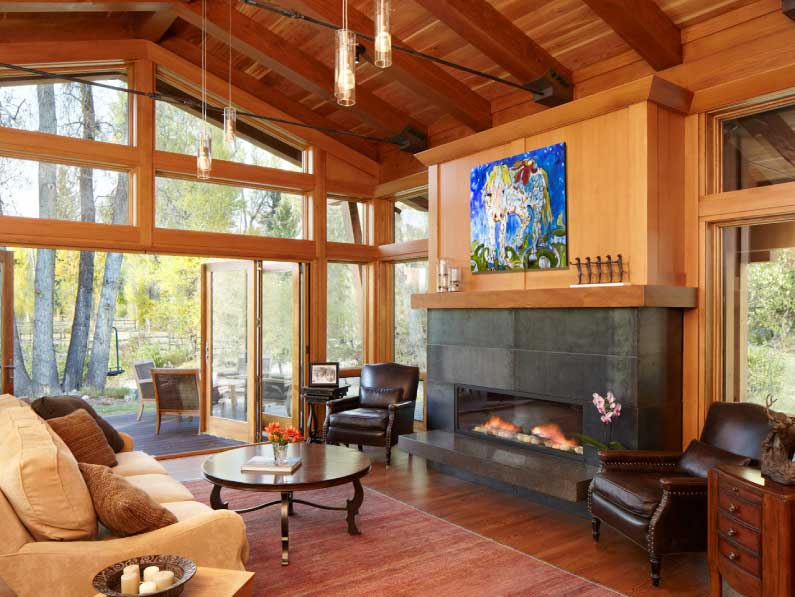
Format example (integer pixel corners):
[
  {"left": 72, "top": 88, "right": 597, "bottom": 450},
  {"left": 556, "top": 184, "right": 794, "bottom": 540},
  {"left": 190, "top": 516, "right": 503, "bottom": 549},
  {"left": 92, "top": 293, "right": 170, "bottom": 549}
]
[
  {"left": 288, "top": 491, "right": 295, "bottom": 515},
  {"left": 281, "top": 492, "right": 290, "bottom": 566},
  {"left": 305, "top": 405, "right": 315, "bottom": 443},
  {"left": 346, "top": 478, "right": 364, "bottom": 535},
  {"left": 210, "top": 484, "right": 229, "bottom": 510}
]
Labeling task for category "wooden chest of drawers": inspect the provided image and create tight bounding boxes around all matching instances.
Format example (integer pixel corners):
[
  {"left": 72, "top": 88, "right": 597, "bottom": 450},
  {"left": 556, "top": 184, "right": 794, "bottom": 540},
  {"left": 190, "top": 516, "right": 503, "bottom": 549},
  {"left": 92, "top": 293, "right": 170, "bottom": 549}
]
[{"left": 708, "top": 465, "right": 795, "bottom": 597}]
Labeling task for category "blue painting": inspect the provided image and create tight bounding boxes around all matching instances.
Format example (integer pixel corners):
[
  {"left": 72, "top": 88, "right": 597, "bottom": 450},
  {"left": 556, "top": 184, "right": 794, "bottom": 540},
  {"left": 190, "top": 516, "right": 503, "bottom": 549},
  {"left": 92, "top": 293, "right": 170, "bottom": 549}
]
[{"left": 470, "top": 143, "right": 567, "bottom": 273}]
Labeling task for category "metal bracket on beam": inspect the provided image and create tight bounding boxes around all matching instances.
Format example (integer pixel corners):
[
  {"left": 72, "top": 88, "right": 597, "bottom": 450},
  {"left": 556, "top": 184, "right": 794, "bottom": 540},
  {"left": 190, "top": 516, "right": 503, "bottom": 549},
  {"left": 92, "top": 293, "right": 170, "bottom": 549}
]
[
  {"left": 785, "top": 0, "right": 795, "bottom": 20},
  {"left": 524, "top": 69, "right": 573, "bottom": 107},
  {"left": 389, "top": 125, "right": 428, "bottom": 153}
]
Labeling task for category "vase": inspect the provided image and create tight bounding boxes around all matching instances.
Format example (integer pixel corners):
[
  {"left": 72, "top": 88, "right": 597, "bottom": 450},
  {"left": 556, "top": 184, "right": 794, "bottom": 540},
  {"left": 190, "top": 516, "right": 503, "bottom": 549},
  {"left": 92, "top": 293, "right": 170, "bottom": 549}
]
[{"left": 272, "top": 442, "right": 288, "bottom": 465}]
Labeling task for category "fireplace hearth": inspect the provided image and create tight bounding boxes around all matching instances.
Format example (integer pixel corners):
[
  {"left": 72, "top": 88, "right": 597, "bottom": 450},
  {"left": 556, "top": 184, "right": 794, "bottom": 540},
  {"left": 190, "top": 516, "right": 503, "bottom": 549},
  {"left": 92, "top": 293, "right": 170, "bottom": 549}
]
[{"left": 456, "top": 385, "right": 583, "bottom": 458}]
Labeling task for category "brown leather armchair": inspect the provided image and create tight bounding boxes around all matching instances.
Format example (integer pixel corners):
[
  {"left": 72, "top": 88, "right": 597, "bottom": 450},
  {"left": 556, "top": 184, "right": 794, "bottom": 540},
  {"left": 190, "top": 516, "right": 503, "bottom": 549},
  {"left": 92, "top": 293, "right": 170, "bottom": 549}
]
[
  {"left": 323, "top": 363, "right": 420, "bottom": 465},
  {"left": 588, "top": 402, "right": 770, "bottom": 586}
]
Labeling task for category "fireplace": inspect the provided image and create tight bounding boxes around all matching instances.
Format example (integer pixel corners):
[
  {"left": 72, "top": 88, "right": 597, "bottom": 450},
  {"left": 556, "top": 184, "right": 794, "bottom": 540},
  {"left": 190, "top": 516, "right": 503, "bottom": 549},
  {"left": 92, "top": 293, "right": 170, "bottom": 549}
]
[{"left": 455, "top": 385, "right": 584, "bottom": 458}]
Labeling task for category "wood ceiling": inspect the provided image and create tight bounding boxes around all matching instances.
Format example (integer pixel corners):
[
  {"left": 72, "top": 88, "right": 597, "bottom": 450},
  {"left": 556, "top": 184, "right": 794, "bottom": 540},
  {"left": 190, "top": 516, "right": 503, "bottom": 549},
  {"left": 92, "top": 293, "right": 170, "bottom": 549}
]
[{"left": 0, "top": 0, "right": 766, "bottom": 163}]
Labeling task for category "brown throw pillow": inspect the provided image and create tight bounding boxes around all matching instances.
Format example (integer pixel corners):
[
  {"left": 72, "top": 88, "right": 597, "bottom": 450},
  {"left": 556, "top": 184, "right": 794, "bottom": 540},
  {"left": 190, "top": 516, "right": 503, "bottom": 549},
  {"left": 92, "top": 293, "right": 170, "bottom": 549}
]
[
  {"left": 79, "top": 463, "right": 177, "bottom": 537},
  {"left": 31, "top": 395, "right": 125, "bottom": 452},
  {"left": 48, "top": 409, "right": 118, "bottom": 467},
  {"left": 679, "top": 439, "right": 752, "bottom": 478},
  {"left": 360, "top": 386, "right": 404, "bottom": 409}
]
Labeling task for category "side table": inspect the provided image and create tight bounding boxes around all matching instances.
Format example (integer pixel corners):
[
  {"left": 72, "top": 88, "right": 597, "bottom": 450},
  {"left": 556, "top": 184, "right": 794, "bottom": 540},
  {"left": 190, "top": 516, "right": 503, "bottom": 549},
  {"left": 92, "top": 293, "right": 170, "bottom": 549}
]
[
  {"left": 96, "top": 567, "right": 254, "bottom": 597},
  {"left": 300, "top": 385, "right": 349, "bottom": 443}
]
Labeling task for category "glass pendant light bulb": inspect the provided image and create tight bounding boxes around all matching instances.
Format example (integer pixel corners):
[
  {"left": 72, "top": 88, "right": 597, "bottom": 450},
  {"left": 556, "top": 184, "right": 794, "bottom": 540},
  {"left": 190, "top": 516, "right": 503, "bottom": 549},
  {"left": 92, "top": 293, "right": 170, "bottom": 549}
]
[
  {"left": 374, "top": 0, "right": 391, "bottom": 68},
  {"left": 334, "top": 28, "right": 356, "bottom": 107},
  {"left": 197, "top": 128, "right": 212, "bottom": 179},
  {"left": 223, "top": 106, "right": 237, "bottom": 147}
]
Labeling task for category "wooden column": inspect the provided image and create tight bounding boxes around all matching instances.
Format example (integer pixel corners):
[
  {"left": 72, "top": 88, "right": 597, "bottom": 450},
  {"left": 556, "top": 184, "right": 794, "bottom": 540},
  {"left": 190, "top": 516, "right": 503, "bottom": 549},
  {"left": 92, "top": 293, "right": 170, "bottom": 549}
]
[{"left": 133, "top": 58, "right": 155, "bottom": 247}]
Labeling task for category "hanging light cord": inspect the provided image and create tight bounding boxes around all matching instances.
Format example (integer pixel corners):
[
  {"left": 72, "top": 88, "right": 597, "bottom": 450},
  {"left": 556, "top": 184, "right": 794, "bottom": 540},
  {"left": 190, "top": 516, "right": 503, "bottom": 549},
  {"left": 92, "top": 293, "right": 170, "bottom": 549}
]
[
  {"left": 0, "top": 62, "right": 402, "bottom": 145},
  {"left": 240, "top": 0, "right": 535, "bottom": 93},
  {"left": 228, "top": 0, "right": 233, "bottom": 106}
]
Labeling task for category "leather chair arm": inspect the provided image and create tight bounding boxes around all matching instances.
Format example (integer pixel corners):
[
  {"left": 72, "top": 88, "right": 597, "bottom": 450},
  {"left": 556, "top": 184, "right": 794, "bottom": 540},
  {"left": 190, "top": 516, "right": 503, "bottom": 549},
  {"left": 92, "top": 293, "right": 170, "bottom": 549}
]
[
  {"left": 325, "top": 395, "right": 360, "bottom": 414},
  {"left": 598, "top": 450, "right": 682, "bottom": 473},
  {"left": 648, "top": 476, "right": 708, "bottom": 556},
  {"left": 388, "top": 401, "right": 415, "bottom": 438},
  {"left": 659, "top": 476, "right": 708, "bottom": 492}
]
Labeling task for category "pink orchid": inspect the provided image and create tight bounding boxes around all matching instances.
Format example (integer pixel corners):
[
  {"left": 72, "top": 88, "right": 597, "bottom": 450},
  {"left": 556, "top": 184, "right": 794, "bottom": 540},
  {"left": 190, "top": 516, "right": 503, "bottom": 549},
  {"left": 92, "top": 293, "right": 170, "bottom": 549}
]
[
  {"left": 593, "top": 391, "right": 622, "bottom": 424},
  {"left": 592, "top": 393, "right": 606, "bottom": 413}
]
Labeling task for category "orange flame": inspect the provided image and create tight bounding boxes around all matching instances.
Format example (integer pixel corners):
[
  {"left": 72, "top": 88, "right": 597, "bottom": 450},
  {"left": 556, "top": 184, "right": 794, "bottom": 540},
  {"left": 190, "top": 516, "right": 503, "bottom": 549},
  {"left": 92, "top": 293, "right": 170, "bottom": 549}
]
[
  {"left": 482, "top": 415, "right": 522, "bottom": 433},
  {"left": 531, "top": 422, "right": 579, "bottom": 448}
]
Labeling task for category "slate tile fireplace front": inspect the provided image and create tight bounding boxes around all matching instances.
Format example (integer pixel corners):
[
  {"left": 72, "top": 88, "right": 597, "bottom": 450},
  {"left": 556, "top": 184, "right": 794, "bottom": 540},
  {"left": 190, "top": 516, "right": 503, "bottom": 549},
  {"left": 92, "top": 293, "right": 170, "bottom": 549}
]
[{"left": 413, "top": 307, "right": 684, "bottom": 468}]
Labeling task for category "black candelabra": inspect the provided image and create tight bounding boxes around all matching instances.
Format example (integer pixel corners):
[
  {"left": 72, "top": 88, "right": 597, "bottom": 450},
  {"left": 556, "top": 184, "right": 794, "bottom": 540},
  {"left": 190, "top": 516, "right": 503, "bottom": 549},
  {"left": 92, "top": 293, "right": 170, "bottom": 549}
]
[{"left": 573, "top": 254, "right": 625, "bottom": 285}]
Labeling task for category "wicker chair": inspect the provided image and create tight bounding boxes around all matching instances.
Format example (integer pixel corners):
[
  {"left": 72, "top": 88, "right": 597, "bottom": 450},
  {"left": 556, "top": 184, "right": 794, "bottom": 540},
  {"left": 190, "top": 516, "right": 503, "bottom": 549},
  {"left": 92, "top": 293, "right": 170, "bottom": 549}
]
[
  {"left": 133, "top": 360, "right": 156, "bottom": 421},
  {"left": 151, "top": 368, "right": 201, "bottom": 434}
]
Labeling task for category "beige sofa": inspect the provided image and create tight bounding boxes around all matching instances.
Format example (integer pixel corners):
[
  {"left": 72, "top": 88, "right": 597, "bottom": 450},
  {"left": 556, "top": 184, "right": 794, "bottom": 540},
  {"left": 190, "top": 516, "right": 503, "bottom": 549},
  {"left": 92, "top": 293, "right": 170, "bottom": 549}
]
[{"left": 0, "top": 396, "right": 249, "bottom": 597}]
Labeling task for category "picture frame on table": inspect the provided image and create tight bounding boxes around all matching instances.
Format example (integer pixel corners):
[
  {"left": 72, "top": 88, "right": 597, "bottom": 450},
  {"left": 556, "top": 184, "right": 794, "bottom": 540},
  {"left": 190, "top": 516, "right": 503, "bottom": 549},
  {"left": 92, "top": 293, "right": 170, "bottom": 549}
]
[{"left": 309, "top": 362, "right": 340, "bottom": 388}]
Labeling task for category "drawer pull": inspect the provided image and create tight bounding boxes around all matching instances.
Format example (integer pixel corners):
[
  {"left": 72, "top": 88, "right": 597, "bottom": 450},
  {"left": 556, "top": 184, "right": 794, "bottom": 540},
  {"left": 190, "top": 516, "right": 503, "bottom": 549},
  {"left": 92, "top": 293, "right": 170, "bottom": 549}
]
[
  {"left": 731, "top": 486, "right": 739, "bottom": 493},
  {"left": 728, "top": 504, "right": 737, "bottom": 513},
  {"left": 728, "top": 552, "right": 737, "bottom": 561},
  {"left": 727, "top": 528, "right": 737, "bottom": 537}
]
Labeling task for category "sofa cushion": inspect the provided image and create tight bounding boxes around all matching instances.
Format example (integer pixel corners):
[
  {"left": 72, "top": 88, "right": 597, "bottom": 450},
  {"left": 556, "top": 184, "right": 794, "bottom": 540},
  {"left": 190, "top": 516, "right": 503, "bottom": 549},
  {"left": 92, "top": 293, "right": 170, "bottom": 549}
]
[
  {"left": 679, "top": 439, "right": 752, "bottom": 478},
  {"left": 113, "top": 451, "right": 168, "bottom": 477},
  {"left": 0, "top": 394, "right": 26, "bottom": 411},
  {"left": 47, "top": 409, "right": 118, "bottom": 467},
  {"left": 162, "top": 500, "right": 213, "bottom": 522},
  {"left": 0, "top": 405, "right": 96, "bottom": 541},
  {"left": 591, "top": 471, "right": 667, "bottom": 519},
  {"left": 79, "top": 463, "right": 177, "bottom": 538},
  {"left": 360, "top": 386, "right": 403, "bottom": 409},
  {"left": 329, "top": 408, "right": 389, "bottom": 430},
  {"left": 124, "top": 474, "right": 194, "bottom": 504},
  {"left": 31, "top": 395, "right": 125, "bottom": 453}
]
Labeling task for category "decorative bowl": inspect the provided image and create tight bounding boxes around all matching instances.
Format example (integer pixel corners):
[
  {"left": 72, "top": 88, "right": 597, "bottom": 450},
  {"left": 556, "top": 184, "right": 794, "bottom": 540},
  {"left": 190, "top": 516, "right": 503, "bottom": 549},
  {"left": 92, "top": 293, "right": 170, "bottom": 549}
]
[{"left": 92, "top": 554, "right": 197, "bottom": 597}]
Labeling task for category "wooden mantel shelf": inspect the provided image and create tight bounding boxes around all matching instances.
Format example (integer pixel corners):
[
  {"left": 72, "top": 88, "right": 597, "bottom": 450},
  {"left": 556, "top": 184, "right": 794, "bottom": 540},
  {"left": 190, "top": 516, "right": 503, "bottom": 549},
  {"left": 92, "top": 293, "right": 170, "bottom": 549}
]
[{"left": 411, "top": 285, "right": 697, "bottom": 310}]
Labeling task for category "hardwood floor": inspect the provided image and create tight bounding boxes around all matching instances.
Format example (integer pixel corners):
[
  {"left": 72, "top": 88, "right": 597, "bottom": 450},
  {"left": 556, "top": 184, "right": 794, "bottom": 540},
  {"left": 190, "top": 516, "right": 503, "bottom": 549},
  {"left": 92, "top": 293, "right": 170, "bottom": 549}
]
[{"left": 164, "top": 447, "right": 709, "bottom": 597}]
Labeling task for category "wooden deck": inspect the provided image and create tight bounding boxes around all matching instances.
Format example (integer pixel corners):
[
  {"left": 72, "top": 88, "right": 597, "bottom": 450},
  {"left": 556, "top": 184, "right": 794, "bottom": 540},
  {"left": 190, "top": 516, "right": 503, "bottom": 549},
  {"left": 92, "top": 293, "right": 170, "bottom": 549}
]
[{"left": 105, "top": 411, "right": 244, "bottom": 456}]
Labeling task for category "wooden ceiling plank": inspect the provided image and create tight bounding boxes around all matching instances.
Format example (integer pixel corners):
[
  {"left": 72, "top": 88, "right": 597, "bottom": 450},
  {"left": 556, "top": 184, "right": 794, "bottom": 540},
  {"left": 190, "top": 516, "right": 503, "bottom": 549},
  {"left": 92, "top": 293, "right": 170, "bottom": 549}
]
[
  {"left": 411, "top": 0, "right": 572, "bottom": 94},
  {"left": 581, "top": 0, "right": 682, "bottom": 70},
  {"left": 283, "top": 0, "right": 492, "bottom": 131},
  {"left": 137, "top": 7, "right": 178, "bottom": 42},
  {"left": 160, "top": 35, "right": 378, "bottom": 159},
  {"left": 0, "top": 1, "right": 172, "bottom": 11},
  {"left": 174, "top": 1, "right": 419, "bottom": 137}
]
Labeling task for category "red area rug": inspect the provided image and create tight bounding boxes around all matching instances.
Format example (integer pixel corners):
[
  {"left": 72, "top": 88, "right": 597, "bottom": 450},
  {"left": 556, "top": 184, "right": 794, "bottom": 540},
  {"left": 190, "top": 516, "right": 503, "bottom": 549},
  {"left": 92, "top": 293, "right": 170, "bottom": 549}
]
[{"left": 184, "top": 480, "right": 620, "bottom": 596}]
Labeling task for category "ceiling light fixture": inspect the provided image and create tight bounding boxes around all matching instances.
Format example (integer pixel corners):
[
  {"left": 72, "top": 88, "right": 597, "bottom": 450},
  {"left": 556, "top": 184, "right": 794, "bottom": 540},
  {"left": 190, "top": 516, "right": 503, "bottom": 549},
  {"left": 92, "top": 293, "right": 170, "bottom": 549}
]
[
  {"left": 197, "top": 0, "right": 212, "bottom": 179},
  {"left": 223, "top": 0, "right": 237, "bottom": 147},
  {"left": 373, "top": 0, "right": 391, "bottom": 68},
  {"left": 334, "top": 0, "right": 356, "bottom": 107}
]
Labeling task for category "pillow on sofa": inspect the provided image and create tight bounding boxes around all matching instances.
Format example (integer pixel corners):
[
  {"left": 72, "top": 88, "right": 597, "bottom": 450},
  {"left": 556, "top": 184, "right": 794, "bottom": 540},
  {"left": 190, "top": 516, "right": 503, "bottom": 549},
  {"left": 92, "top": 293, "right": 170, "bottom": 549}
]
[
  {"left": 31, "top": 395, "right": 125, "bottom": 452},
  {"left": 360, "top": 386, "right": 404, "bottom": 409},
  {"left": 679, "top": 439, "right": 751, "bottom": 478},
  {"left": 79, "top": 463, "right": 177, "bottom": 537},
  {"left": 0, "top": 405, "right": 97, "bottom": 541},
  {"left": 48, "top": 409, "right": 118, "bottom": 467}
]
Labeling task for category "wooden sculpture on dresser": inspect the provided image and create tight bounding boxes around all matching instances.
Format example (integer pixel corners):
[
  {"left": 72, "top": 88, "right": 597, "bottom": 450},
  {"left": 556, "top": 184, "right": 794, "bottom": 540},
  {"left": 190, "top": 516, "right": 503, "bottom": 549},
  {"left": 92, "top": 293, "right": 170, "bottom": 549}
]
[{"left": 761, "top": 395, "right": 795, "bottom": 485}]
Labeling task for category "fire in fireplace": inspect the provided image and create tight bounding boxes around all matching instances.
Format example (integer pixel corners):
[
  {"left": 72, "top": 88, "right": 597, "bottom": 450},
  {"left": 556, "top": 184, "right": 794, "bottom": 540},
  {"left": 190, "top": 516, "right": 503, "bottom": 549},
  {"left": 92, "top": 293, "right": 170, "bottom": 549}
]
[{"left": 456, "top": 386, "right": 583, "bottom": 457}]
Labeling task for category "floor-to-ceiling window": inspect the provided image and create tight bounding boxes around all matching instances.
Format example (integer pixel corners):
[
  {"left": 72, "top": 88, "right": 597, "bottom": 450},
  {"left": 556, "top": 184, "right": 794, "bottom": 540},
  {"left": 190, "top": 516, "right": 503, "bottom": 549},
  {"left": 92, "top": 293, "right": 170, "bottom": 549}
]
[{"left": 394, "top": 260, "right": 428, "bottom": 421}]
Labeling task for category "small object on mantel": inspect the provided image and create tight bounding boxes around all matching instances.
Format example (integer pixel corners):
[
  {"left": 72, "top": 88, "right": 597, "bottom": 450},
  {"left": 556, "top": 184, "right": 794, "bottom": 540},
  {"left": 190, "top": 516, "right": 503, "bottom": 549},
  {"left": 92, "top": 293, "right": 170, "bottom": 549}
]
[
  {"left": 760, "top": 395, "right": 795, "bottom": 485},
  {"left": 574, "top": 257, "right": 583, "bottom": 285},
  {"left": 449, "top": 267, "right": 462, "bottom": 292},
  {"left": 595, "top": 256, "right": 603, "bottom": 283},
  {"left": 606, "top": 255, "right": 613, "bottom": 283},
  {"left": 570, "top": 254, "right": 628, "bottom": 287},
  {"left": 585, "top": 257, "right": 592, "bottom": 284}
]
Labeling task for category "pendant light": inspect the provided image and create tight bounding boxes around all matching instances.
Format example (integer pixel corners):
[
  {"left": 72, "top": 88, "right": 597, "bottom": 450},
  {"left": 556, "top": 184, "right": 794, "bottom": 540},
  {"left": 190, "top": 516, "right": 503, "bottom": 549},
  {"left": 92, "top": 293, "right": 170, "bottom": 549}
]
[
  {"left": 334, "top": 0, "right": 356, "bottom": 107},
  {"left": 223, "top": 0, "right": 237, "bottom": 147},
  {"left": 197, "top": 0, "right": 212, "bottom": 179},
  {"left": 374, "top": 0, "right": 391, "bottom": 68}
]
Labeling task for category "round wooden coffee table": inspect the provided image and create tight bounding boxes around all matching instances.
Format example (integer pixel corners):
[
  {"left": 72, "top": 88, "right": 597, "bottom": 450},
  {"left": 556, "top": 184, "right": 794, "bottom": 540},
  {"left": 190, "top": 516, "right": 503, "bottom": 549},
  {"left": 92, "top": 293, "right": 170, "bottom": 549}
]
[{"left": 203, "top": 443, "right": 371, "bottom": 565}]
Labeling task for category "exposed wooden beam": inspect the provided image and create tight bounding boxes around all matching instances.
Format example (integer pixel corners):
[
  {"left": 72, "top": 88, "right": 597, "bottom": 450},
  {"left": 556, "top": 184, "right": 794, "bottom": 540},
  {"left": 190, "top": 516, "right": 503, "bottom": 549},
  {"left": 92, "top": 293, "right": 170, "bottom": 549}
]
[
  {"left": 137, "top": 7, "right": 178, "bottom": 42},
  {"left": 412, "top": 0, "right": 572, "bottom": 106},
  {"left": 0, "top": 1, "right": 172, "bottom": 11},
  {"left": 0, "top": 13, "right": 139, "bottom": 42},
  {"left": 283, "top": 0, "right": 492, "bottom": 131},
  {"left": 581, "top": 0, "right": 682, "bottom": 70},
  {"left": 159, "top": 36, "right": 378, "bottom": 159},
  {"left": 173, "top": 1, "right": 420, "bottom": 137}
]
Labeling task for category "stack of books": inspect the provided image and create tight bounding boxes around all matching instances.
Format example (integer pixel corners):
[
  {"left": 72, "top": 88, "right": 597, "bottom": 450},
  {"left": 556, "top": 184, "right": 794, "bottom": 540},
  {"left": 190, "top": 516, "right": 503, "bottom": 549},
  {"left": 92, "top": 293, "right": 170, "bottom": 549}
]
[{"left": 241, "top": 455, "right": 302, "bottom": 474}]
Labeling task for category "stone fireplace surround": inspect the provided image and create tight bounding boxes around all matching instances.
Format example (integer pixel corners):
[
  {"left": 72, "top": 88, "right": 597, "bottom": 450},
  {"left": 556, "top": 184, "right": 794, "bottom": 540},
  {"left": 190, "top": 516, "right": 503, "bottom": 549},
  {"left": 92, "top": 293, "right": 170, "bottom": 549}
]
[{"left": 399, "top": 306, "right": 684, "bottom": 508}]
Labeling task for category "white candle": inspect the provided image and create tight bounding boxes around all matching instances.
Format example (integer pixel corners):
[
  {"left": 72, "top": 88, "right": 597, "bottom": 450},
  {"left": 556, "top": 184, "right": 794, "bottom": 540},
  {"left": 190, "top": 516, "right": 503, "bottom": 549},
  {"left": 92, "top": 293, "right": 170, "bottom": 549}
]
[
  {"left": 138, "top": 581, "right": 157, "bottom": 595},
  {"left": 123, "top": 564, "right": 140, "bottom": 582},
  {"left": 142, "top": 566, "right": 159, "bottom": 582},
  {"left": 154, "top": 570, "right": 175, "bottom": 590},
  {"left": 120, "top": 573, "right": 139, "bottom": 594}
]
